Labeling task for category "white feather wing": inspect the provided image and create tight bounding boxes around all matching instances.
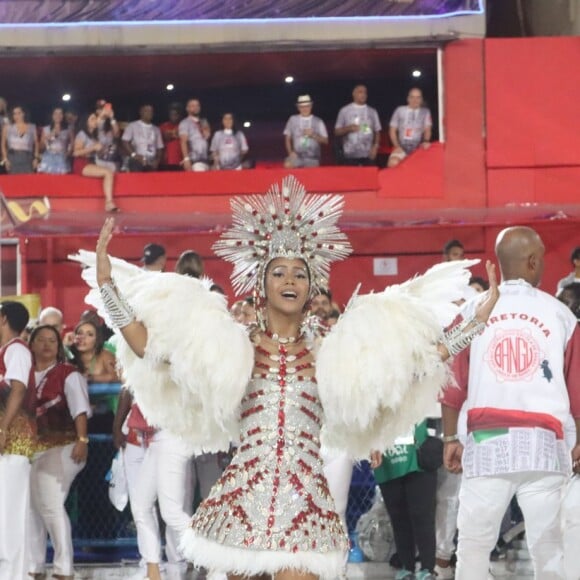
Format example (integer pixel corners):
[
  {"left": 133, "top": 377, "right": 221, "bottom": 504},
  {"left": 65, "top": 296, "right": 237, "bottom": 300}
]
[
  {"left": 316, "top": 259, "right": 478, "bottom": 459},
  {"left": 69, "top": 251, "right": 253, "bottom": 453}
]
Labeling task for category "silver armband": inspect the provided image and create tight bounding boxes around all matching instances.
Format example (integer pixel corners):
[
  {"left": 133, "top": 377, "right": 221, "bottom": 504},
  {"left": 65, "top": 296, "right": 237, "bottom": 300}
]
[
  {"left": 442, "top": 317, "right": 486, "bottom": 357},
  {"left": 99, "top": 279, "right": 135, "bottom": 329}
]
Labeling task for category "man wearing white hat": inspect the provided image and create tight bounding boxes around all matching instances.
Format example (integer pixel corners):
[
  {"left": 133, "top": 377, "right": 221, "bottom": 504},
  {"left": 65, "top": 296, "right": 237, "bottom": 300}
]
[{"left": 283, "top": 95, "right": 328, "bottom": 168}]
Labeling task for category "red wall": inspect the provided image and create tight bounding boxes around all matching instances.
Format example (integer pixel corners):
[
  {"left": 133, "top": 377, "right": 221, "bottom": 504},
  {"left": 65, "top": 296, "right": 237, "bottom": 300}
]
[{"left": 485, "top": 37, "right": 580, "bottom": 206}]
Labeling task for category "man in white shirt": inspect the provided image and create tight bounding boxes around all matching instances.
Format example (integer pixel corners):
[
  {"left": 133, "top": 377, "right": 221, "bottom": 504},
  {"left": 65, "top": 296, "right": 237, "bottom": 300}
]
[
  {"left": 0, "top": 301, "right": 34, "bottom": 579},
  {"left": 283, "top": 95, "right": 328, "bottom": 168},
  {"left": 556, "top": 246, "right": 580, "bottom": 295},
  {"left": 441, "top": 226, "right": 580, "bottom": 580},
  {"left": 179, "top": 98, "right": 211, "bottom": 172},
  {"left": 334, "top": 85, "right": 381, "bottom": 166},
  {"left": 388, "top": 87, "right": 432, "bottom": 168},
  {"left": 122, "top": 104, "right": 164, "bottom": 172}
]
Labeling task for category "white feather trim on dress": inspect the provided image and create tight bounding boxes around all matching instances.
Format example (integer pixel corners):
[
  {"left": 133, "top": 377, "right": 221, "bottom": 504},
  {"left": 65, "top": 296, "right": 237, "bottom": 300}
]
[
  {"left": 69, "top": 250, "right": 254, "bottom": 453},
  {"left": 316, "top": 259, "right": 478, "bottom": 459},
  {"left": 180, "top": 529, "right": 345, "bottom": 579}
]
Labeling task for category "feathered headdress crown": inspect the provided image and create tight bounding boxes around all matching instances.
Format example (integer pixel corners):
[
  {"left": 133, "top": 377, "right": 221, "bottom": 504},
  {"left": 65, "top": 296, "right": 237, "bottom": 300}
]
[{"left": 213, "top": 176, "right": 352, "bottom": 296}]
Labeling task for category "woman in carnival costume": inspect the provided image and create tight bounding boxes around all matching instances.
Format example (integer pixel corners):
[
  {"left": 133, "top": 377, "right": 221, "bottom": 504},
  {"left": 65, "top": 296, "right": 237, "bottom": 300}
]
[{"left": 71, "top": 176, "right": 498, "bottom": 580}]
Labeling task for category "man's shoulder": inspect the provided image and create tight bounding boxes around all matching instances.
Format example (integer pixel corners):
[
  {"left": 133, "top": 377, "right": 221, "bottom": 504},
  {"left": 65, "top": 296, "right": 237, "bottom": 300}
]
[
  {"left": 513, "top": 286, "right": 577, "bottom": 329},
  {"left": 122, "top": 120, "right": 138, "bottom": 134}
]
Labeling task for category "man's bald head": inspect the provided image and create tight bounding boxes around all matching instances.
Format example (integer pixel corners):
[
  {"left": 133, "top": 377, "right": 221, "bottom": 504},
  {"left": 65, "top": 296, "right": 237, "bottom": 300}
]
[{"left": 495, "top": 226, "right": 545, "bottom": 287}]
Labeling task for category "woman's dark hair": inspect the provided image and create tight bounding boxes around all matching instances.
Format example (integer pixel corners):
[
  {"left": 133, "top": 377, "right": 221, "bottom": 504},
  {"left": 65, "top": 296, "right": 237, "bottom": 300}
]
[
  {"left": 101, "top": 116, "right": 113, "bottom": 133},
  {"left": 469, "top": 276, "right": 490, "bottom": 291},
  {"left": 70, "top": 320, "right": 105, "bottom": 373},
  {"left": 11, "top": 105, "right": 28, "bottom": 123},
  {"left": 176, "top": 250, "right": 204, "bottom": 279},
  {"left": 80, "top": 114, "right": 98, "bottom": 140},
  {"left": 221, "top": 112, "right": 238, "bottom": 133},
  {"left": 49, "top": 107, "right": 68, "bottom": 132},
  {"left": 29, "top": 324, "right": 66, "bottom": 364}
]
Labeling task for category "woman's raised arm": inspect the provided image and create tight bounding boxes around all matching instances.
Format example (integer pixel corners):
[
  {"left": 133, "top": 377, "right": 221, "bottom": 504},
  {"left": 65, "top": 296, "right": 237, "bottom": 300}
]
[{"left": 96, "top": 217, "right": 148, "bottom": 358}]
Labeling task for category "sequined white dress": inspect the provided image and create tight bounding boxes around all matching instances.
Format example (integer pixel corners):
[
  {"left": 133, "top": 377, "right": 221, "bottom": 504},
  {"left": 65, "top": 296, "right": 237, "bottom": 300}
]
[{"left": 181, "top": 374, "right": 348, "bottom": 577}]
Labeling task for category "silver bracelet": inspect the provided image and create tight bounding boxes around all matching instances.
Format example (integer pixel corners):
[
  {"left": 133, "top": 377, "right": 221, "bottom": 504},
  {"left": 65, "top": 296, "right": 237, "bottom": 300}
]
[
  {"left": 442, "top": 317, "right": 486, "bottom": 357},
  {"left": 99, "top": 279, "right": 135, "bottom": 329}
]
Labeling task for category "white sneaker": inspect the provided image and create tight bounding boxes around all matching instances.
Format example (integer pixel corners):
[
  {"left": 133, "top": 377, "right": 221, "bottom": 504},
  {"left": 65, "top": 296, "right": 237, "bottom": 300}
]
[{"left": 434, "top": 564, "right": 454, "bottom": 579}]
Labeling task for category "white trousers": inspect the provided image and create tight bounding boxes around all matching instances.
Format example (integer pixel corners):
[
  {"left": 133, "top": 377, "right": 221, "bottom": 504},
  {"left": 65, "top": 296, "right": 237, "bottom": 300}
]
[
  {"left": 562, "top": 475, "right": 580, "bottom": 580},
  {"left": 435, "top": 468, "right": 461, "bottom": 561},
  {"left": 456, "top": 472, "right": 566, "bottom": 580},
  {"left": 125, "top": 435, "right": 193, "bottom": 575},
  {"left": 322, "top": 448, "right": 353, "bottom": 534},
  {"left": 28, "top": 444, "right": 85, "bottom": 576},
  {"left": 0, "top": 454, "right": 30, "bottom": 580}
]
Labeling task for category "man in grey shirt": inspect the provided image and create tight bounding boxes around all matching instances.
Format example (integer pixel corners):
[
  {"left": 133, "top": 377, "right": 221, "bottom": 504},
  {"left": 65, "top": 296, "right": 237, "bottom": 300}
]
[
  {"left": 388, "top": 87, "right": 432, "bottom": 168},
  {"left": 179, "top": 98, "right": 211, "bottom": 172},
  {"left": 334, "top": 84, "right": 381, "bottom": 166},
  {"left": 122, "top": 104, "right": 164, "bottom": 172},
  {"left": 283, "top": 95, "right": 328, "bottom": 168}
]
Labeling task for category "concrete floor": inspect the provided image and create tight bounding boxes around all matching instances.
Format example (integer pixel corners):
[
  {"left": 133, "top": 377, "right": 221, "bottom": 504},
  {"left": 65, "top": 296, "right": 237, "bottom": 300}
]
[{"left": 59, "top": 561, "right": 534, "bottom": 579}]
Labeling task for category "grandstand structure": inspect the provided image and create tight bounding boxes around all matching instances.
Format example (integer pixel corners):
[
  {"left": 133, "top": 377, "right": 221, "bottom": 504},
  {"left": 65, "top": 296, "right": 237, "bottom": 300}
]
[{"left": 0, "top": 1, "right": 578, "bottom": 320}]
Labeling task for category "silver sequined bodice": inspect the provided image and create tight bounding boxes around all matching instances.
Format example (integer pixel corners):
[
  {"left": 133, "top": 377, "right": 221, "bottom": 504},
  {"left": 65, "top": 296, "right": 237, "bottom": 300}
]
[{"left": 191, "top": 376, "right": 347, "bottom": 555}]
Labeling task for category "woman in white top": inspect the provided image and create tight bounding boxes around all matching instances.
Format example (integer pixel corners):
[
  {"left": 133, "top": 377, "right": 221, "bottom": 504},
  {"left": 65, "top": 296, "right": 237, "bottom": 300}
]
[
  {"left": 73, "top": 113, "right": 119, "bottom": 212},
  {"left": 1, "top": 105, "right": 39, "bottom": 174},
  {"left": 38, "top": 107, "right": 72, "bottom": 175},
  {"left": 210, "top": 113, "right": 249, "bottom": 171}
]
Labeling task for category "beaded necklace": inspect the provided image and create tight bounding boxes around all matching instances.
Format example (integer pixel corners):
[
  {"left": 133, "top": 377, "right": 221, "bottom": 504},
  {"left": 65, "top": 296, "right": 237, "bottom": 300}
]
[{"left": 253, "top": 333, "right": 314, "bottom": 383}]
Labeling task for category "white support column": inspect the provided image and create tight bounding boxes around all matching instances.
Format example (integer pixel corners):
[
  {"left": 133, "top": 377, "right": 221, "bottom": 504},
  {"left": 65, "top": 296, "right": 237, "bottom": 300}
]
[{"left": 437, "top": 46, "right": 445, "bottom": 143}]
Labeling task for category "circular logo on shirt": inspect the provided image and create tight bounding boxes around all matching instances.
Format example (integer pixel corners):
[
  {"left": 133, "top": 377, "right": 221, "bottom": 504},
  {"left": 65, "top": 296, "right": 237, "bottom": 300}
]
[{"left": 485, "top": 329, "right": 541, "bottom": 382}]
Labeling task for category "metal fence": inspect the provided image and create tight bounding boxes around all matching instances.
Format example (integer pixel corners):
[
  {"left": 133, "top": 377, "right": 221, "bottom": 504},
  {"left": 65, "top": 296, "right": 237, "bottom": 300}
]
[{"left": 69, "top": 383, "right": 379, "bottom": 560}]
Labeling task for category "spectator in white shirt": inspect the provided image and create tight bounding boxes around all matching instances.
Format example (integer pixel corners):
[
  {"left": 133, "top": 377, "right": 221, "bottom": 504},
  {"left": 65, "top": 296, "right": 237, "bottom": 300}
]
[
  {"left": 122, "top": 104, "right": 164, "bottom": 172},
  {"left": 284, "top": 95, "right": 328, "bottom": 168},
  {"left": 210, "top": 113, "right": 249, "bottom": 170},
  {"left": 179, "top": 98, "right": 211, "bottom": 172},
  {"left": 388, "top": 88, "right": 432, "bottom": 168},
  {"left": 334, "top": 84, "right": 381, "bottom": 166}
]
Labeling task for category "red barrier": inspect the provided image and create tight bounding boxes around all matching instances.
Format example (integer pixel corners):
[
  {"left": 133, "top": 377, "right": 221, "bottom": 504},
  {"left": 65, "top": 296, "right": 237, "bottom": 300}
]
[{"left": 0, "top": 167, "right": 379, "bottom": 199}]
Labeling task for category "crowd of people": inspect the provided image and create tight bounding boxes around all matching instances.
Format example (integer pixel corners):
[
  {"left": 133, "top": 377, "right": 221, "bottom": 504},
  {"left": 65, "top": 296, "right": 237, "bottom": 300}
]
[
  {"left": 0, "top": 86, "right": 432, "bottom": 210},
  {"left": 1, "top": 229, "right": 579, "bottom": 579}
]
